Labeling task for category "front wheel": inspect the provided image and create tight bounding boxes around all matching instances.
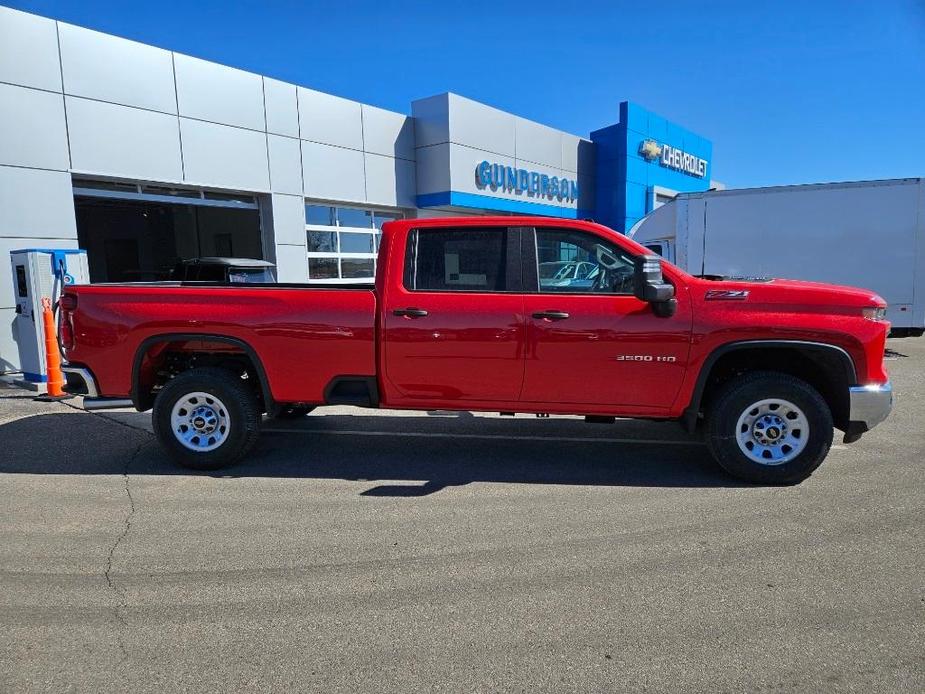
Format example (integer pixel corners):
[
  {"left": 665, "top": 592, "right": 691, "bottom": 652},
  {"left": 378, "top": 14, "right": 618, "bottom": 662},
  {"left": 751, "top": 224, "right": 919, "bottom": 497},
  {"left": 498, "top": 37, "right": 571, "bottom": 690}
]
[
  {"left": 705, "top": 371, "right": 833, "bottom": 484},
  {"left": 152, "top": 367, "right": 261, "bottom": 470}
]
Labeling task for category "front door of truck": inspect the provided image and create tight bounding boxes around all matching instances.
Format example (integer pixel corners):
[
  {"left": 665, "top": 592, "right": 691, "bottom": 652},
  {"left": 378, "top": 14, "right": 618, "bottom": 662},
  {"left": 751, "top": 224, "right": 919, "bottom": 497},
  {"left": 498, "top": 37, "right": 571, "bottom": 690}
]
[
  {"left": 521, "top": 227, "right": 691, "bottom": 411},
  {"left": 382, "top": 226, "right": 526, "bottom": 404}
]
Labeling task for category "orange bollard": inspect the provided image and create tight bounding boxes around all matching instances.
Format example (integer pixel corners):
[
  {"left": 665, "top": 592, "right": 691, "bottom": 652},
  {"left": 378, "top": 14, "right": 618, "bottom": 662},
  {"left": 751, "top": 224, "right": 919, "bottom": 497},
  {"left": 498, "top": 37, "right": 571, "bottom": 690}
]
[{"left": 35, "top": 296, "right": 72, "bottom": 401}]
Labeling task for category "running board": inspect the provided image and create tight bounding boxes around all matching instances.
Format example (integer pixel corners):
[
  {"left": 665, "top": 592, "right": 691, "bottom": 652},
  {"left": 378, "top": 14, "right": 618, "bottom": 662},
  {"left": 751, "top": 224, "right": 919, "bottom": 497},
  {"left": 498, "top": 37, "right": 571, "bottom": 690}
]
[{"left": 83, "top": 397, "right": 134, "bottom": 411}]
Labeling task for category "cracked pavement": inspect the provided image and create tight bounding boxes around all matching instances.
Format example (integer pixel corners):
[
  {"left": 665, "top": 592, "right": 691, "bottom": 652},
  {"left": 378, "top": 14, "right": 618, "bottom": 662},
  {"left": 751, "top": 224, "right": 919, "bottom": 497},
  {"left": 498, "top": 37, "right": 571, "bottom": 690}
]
[{"left": 1, "top": 338, "right": 924, "bottom": 693}]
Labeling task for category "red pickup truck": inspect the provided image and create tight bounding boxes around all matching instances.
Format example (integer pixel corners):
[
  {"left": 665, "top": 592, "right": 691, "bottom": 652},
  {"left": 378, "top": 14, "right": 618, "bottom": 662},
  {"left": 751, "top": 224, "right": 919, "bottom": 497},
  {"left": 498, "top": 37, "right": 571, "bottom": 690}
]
[{"left": 59, "top": 216, "right": 892, "bottom": 484}]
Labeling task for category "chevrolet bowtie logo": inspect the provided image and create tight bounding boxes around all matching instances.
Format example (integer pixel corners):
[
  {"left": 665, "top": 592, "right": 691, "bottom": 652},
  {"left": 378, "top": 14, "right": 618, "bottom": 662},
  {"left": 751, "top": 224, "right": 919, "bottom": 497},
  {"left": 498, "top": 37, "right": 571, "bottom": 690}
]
[{"left": 639, "top": 139, "right": 662, "bottom": 161}]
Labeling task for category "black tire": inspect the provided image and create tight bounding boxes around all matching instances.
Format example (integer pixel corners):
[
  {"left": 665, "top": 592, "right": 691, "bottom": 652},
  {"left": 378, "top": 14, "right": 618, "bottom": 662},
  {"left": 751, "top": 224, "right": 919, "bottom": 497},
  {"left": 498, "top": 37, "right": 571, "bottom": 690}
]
[
  {"left": 705, "top": 371, "right": 833, "bottom": 485},
  {"left": 274, "top": 405, "right": 316, "bottom": 419},
  {"left": 152, "top": 367, "right": 261, "bottom": 471}
]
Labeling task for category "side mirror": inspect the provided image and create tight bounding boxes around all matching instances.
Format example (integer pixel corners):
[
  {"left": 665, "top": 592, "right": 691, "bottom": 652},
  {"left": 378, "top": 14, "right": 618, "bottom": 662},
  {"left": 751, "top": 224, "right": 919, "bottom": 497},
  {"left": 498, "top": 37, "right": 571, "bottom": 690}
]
[{"left": 633, "top": 255, "right": 677, "bottom": 317}]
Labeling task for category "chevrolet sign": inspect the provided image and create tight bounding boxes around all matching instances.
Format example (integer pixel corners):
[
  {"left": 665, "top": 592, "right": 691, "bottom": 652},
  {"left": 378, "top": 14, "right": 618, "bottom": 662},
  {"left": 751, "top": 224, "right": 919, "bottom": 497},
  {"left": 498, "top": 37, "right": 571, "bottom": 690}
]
[{"left": 639, "top": 139, "right": 707, "bottom": 178}]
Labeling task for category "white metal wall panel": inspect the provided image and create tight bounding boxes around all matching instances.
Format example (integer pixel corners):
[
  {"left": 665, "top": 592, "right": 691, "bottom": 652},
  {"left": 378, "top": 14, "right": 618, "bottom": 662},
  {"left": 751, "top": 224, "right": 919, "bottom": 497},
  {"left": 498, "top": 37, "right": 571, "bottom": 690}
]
[
  {"left": 447, "top": 143, "right": 586, "bottom": 212},
  {"left": 263, "top": 77, "right": 299, "bottom": 138},
  {"left": 448, "top": 144, "right": 517, "bottom": 196},
  {"left": 66, "top": 96, "right": 183, "bottom": 182},
  {"left": 514, "top": 117, "right": 562, "bottom": 169},
  {"left": 364, "top": 154, "right": 415, "bottom": 208},
  {"left": 269, "top": 193, "right": 307, "bottom": 246},
  {"left": 301, "top": 141, "right": 365, "bottom": 203},
  {"left": 410, "top": 93, "right": 450, "bottom": 148},
  {"left": 0, "top": 6, "right": 62, "bottom": 92},
  {"left": 58, "top": 23, "right": 177, "bottom": 114},
  {"left": 0, "top": 167, "right": 78, "bottom": 240},
  {"left": 275, "top": 244, "right": 309, "bottom": 282},
  {"left": 413, "top": 145, "right": 451, "bottom": 196},
  {"left": 267, "top": 134, "right": 303, "bottom": 196},
  {"left": 174, "top": 54, "right": 265, "bottom": 131},
  {"left": 446, "top": 93, "right": 515, "bottom": 157},
  {"left": 297, "top": 87, "right": 363, "bottom": 150},
  {"left": 361, "top": 105, "right": 414, "bottom": 161},
  {"left": 0, "top": 84, "right": 69, "bottom": 170},
  {"left": 180, "top": 118, "right": 270, "bottom": 191},
  {"left": 561, "top": 134, "right": 583, "bottom": 173}
]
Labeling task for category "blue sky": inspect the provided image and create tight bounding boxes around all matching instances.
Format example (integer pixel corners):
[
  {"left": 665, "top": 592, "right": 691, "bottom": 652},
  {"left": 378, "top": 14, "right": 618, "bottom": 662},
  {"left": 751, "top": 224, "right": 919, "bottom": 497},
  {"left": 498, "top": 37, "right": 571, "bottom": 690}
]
[{"left": 6, "top": 0, "right": 924, "bottom": 188}]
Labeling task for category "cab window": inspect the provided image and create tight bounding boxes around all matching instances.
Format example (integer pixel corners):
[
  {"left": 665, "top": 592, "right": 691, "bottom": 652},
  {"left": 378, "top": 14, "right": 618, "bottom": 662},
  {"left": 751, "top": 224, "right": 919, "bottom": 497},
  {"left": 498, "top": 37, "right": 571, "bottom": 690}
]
[
  {"left": 406, "top": 227, "right": 509, "bottom": 292},
  {"left": 534, "top": 228, "right": 636, "bottom": 294}
]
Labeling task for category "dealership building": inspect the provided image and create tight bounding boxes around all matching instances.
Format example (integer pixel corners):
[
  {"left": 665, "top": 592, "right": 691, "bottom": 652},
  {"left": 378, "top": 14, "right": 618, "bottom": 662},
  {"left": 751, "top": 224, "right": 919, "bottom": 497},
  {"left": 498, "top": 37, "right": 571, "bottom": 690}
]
[{"left": 0, "top": 5, "right": 718, "bottom": 371}]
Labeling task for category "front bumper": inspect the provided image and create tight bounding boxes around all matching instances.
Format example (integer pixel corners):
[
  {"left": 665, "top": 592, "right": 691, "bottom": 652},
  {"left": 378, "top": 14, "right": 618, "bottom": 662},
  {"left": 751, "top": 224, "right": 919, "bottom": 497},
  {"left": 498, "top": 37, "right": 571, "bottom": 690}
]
[{"left": 847, "top": 381, "right": 893, "bottom": 433}]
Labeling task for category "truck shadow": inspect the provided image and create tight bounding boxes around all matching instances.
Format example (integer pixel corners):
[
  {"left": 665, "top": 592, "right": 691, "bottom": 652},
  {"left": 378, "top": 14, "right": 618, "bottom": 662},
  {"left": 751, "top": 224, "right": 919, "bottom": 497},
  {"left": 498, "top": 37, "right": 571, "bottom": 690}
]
[{"left": 0, "top": 411, "right": 745, "bottom": 492}]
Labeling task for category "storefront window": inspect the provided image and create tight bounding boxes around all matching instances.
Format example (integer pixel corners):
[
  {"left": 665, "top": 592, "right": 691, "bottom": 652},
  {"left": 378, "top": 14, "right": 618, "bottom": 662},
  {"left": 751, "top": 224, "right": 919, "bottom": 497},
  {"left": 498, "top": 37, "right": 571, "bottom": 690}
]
[
  {"left": 306, "top": 204, "right": 335, "bottom": 226},
  {"left": 307, "top": 230, "right": 337, "bottom": 253},
  {"left": 341, "top": 258, "right": 375, "bottom": 278},
  {"left": 339, "top": 232, "right": 375, "bottom": 254},
  {"left": 336, "top": 207, "right": 373, "bottom": 229},
  {"left": 308, "top": 257, "right": 339, "bottom": 279},
  {"left": 304, "top": 200, "right": 403, "bottom": 283}
]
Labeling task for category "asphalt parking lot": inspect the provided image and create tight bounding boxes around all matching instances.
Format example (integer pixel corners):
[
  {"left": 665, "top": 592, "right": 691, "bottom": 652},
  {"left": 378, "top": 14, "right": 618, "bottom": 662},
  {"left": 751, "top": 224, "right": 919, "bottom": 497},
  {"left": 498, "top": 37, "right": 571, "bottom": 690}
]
[{"left": 1, "top": 339, "right": 923, "bottom": 693}]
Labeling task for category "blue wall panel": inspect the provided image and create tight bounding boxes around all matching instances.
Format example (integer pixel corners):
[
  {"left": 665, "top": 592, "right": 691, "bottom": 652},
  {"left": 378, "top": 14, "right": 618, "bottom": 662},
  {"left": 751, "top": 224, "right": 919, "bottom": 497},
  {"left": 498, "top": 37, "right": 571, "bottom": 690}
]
[{"left": 592, "top": 101, "right": 713, "bottom": 232}]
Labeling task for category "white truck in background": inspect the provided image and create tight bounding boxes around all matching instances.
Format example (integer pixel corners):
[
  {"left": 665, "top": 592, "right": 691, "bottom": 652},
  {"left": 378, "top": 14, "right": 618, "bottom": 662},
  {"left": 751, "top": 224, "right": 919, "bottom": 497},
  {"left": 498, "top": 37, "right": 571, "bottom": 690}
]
[{"left": 629, "top": 178, "right": 925, "bottom": 336}]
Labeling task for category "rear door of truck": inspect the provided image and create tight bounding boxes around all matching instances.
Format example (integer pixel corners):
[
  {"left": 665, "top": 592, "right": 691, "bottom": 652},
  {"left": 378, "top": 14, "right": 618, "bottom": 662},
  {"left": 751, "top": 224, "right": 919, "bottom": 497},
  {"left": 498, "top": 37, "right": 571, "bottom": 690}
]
[{"left": 379, "top": 225, "right": 526, "bottom": 404}]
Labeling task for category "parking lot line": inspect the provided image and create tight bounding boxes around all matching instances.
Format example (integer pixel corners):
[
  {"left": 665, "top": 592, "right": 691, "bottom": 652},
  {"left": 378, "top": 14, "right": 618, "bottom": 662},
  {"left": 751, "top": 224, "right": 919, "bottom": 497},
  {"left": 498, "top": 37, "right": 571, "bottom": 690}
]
[{"left": 262, "top": 428, "right": 705, "bottom": 446}]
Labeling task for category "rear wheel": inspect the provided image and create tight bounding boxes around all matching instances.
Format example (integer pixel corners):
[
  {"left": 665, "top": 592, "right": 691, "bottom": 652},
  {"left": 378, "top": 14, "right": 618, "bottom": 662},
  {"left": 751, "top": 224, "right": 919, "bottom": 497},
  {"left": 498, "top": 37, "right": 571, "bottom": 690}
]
[
  {"left": 152, "top": 367, "right": 261, "bottom": 470},
  {"left": 705, "top": 371, "right": 833, "bottom": 484}
]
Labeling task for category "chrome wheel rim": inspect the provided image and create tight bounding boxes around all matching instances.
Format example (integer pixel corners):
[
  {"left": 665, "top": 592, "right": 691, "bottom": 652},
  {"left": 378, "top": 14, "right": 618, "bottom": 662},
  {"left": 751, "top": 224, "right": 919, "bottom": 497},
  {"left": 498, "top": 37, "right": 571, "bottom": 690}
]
[
  {"left": 735, "top": 398, "right": 809, "bottom": 466},
  {"left": 170, "top": 391, "right": 230, "bottom": 452}
]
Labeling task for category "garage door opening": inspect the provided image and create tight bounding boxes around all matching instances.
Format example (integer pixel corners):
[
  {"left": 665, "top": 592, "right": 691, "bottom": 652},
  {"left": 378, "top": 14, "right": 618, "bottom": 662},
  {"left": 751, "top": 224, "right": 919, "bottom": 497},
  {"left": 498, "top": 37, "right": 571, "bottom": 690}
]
[{"left": 74, "top": 181, "right": 263, "bottom": 283}]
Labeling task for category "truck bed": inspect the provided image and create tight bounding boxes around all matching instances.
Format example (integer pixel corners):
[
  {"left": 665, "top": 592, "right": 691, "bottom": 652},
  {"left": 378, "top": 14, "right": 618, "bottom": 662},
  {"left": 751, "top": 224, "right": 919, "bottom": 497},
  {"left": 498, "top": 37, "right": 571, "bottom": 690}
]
[{"left": 62, "top": 283, "right": 377, "bottom": 403}]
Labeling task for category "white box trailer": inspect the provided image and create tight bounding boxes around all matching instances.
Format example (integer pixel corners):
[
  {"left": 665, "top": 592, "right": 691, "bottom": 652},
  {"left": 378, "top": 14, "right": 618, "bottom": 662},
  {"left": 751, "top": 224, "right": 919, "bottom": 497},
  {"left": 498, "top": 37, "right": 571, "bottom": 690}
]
[{"left": 629, "top": 178, "right": 925, "bottom": 335}]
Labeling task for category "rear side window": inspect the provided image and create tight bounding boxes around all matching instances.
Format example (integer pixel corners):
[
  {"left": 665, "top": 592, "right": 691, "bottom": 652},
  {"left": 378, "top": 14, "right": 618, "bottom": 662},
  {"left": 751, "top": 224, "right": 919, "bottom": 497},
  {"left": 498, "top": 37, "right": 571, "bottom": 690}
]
[{"left": 407, "top": 228, "right": 508, "bottom": 292}]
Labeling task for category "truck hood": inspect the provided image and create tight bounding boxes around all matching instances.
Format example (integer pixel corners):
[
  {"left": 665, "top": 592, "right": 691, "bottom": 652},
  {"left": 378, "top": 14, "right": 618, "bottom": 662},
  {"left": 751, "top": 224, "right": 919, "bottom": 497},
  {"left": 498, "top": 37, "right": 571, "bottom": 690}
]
[{"left": 693, "top": 275, "right": 887, "bottom": 310}]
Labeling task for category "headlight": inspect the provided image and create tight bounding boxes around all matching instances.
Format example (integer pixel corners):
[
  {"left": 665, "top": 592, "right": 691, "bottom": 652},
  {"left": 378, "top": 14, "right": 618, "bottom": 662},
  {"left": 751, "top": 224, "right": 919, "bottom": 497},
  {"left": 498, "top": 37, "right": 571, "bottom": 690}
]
[{"left": 861, "top": 306, "right": 887, "bottom": 321}]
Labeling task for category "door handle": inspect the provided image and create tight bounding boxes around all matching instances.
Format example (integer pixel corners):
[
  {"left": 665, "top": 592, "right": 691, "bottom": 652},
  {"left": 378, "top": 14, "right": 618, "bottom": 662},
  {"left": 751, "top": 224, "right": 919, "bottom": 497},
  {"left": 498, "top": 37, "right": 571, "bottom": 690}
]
[
  {"left": 393, "top": 307, "right": 429, "bottom": 318},
  {"left": 532, "top": 310, "right": 570, "bottom": 321}
]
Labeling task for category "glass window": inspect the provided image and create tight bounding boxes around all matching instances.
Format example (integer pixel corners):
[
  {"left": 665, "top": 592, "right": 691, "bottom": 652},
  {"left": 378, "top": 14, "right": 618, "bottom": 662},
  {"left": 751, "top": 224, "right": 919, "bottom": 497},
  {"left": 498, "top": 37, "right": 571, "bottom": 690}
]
[
  {"left": 341, "top": 258, "right": 375, "bottom": 278},
  {"left": 306, "top": 205, "right": 335, "bottom": 226},
  {"left": 202, "top": 191, "right": 258, "bottom": 205},
  {"left": 339, "top": 231, "right": 375, "bottom": 254},
  {"left": 308, "top": 257, "right": 339, "bottom": 279},
  {"left": 141, "top": 185, "right": 200, "bottom": 199},
  {"left": 373, "top": 211, "right": 401, "bottom": 229},
  {"left": 535, "top": 228, "right": 636, "bottom": 294},
  {"left": 307, "top": 230, "right": 337, "bottom": 253},
  {"left": 410, "top": 228, "right": 507, "bottom": 292},
  {"left": 336, "top": 207, "right": 373, "bottom": 228}
]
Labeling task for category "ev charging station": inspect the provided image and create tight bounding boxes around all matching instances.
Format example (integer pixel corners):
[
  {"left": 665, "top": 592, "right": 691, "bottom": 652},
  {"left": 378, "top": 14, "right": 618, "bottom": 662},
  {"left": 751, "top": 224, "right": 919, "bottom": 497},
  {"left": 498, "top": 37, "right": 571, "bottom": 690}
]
[{"left": 9, "top": 249, "right": 89, "bottom": 390}]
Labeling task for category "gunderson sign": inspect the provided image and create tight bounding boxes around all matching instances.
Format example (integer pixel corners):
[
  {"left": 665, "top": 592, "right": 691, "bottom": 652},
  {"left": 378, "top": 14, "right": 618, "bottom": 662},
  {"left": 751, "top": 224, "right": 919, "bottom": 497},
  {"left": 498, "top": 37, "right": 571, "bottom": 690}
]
[
  {"left": 476, "top": 161, "right": 579, "bottom": 203},
  {"left": 639, "top": 139, "right": 707, "bottom": 178}
]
